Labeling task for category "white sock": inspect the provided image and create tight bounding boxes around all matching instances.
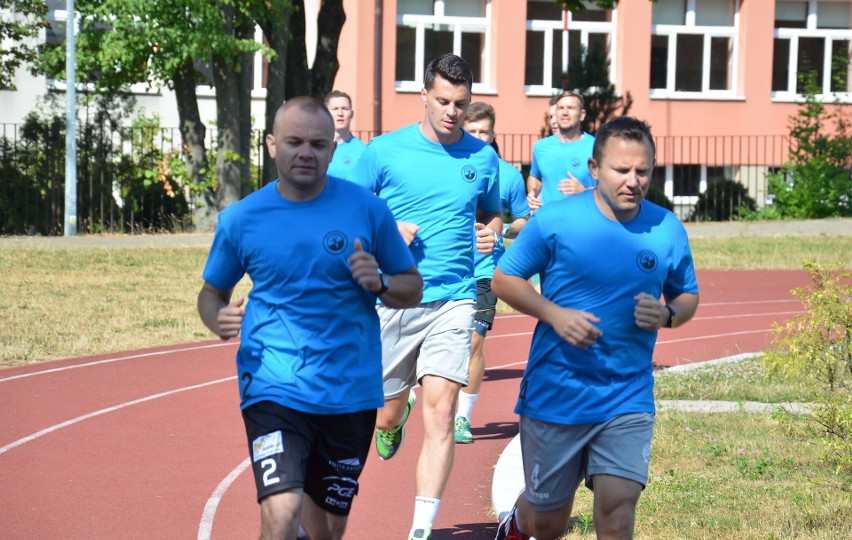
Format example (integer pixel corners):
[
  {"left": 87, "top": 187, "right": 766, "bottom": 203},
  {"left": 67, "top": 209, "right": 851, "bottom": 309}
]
[
  {"left": 456, "top": 391, "right": 479, "bottom": 422},
  {"left": 410, "top": 496, "right": 441, "bottom": 533}
]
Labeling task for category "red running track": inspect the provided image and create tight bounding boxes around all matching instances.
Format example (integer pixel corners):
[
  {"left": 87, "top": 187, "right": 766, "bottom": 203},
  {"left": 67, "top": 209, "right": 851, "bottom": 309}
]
[{"left": 0, "top": 270, "right": 810, "bottom": 539}]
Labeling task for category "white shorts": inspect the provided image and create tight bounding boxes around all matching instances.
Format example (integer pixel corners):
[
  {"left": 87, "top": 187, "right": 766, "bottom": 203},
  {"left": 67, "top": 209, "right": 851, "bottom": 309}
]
[{"left": 377, "top": 299, "right": 475, "bottom": 399}]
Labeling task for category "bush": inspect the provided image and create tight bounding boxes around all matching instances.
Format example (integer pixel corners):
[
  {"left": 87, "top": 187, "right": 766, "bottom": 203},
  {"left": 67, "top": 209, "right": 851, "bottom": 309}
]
[
  {"left": 645, "top": 184, "right": 673, "bottom": 211},
  {"left": 763, "top": 262, "right": 852, "bottom": 491},
  {"left": 689, "top": 179, "right": 757, "bottom": 222}
]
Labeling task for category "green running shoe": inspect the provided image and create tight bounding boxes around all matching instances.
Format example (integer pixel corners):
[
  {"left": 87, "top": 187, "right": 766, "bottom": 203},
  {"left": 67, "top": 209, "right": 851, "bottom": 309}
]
[
  {"left": 376, "top": 389, "right": 416, "bottom": 460},
  {"left": 454, "top": 415, "right": 473, "bottom": 444}
]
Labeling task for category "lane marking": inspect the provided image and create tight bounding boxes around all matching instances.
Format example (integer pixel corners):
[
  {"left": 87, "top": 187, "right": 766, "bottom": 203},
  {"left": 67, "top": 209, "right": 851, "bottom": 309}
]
[
  {"left": 198, "top": 458, "right": 251, "bottom": 540},
  {"left": 0, "top": 376, "right": 235, "bottom": 455},
  {"left": 0, "top": 342, "right": 237, "bottom": 383}
]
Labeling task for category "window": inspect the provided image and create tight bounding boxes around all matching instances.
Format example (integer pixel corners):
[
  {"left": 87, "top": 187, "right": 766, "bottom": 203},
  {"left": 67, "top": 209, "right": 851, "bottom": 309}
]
[
  {"left": 772, "top": 1, "right": 852, "bottom": 99},
  {"left": 524, "top": 0, "right": 615, "bottom": 95},
  {"left": 395, "top": 0, "right": 492, "bottom": 92},
  {"left": 650, "top": 0, "right": 739, "bottom": 98}
]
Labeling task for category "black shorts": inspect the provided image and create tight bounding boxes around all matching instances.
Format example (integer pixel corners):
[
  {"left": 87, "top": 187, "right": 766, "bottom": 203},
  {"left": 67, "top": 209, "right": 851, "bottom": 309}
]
[
  {"left": 242, "top": 401, "right": 377, "bottom": 516},
  {"left": 474, "top": 278, "right": 497, "bottom": 332}
]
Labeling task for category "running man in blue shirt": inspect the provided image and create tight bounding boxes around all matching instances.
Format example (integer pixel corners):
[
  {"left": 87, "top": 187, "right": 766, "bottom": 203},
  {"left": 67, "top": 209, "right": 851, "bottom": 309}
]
[
  {"left": 325, "top": 90, "right": 367, "bottom": 181},
  {"left": 492, "top": 117, "right": 700, "bottom": 540},
  {"left": 526, "top": 91, "right": 596, "bottom": 214},
  {"left": 454, "top": 102, "right": 530, "bottom": 445},
  {"left": 350, "top": 54, "right": 503, "bottom": 540},
  {"left": 197, "top": 97, "right": 423, "bottom": 540}
]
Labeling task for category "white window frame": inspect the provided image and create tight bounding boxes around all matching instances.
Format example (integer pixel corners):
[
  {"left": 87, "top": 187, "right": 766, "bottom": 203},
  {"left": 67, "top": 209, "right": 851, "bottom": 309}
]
[
  {"left": 772, "top": 0, "right": 852, "bottom": 102},
  {"left": 650, "top": 0, "right": 740, "bottom": 100},
  {"left": 524, "top": 8, "right": 617, "bottom": 96},
  {"left": 395, "top": 0, "right": 493, "bottom": 93}
]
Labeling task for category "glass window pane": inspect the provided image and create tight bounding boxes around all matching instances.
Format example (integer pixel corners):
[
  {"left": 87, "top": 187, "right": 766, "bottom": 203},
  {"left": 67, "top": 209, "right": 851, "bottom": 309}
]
[
  {"left": 527, "top": 0, "right": 562, "bottom": 21},
  {"left": 673, "top": 164, "right": 701, "bottom": 196},
  {"left": 650, "top": 34, "right": 670, "bottom": 89},
  {"left": 551, "top": 29, "right": 564, "bottom": 89},
  {"left": 525, "top": 30, "right": 545, "bottom": 85},
  {"left": 797, "top": 37, "right": 825, "bottom": 92},
  {"left": 696, "top": 0, "right": 732, "bottom": 26},
  {"left": 396, "top": 26, "right": 417, "bottom": 81},
  {"left": 461, "top": 30, "right": 484, "bottom": 83},
  {"left": 675, "top": 34, "right": 703, "bottom": 91},
  {"left": 830, "top": 40, "right": 851, "bottom": 92},
  {"left": 817, "top": 2, "right": 851, "bottom": 29},
  {"left": 424, "top": 24, "right": 454, "bottom": 70},
  {"left": 445, "top": 0, "right": 483, "bottom": 17},
  {"left": 653, "top": 0, "right": 686, "bottom": 25},
  {"left": 398, "top": 0, "right": 434, "bottom": 16},
  {"left": 772, "top": 38, "right": 791, "bottom": 91},
  {"left": 651, "top": 167, "right": 667, "bottom": 191},
  {"left": 775, "top": 1, "right": 807, "bottom": 28},
  {"left": 709, "top": 36, "right": 732, "bottom": 89}
]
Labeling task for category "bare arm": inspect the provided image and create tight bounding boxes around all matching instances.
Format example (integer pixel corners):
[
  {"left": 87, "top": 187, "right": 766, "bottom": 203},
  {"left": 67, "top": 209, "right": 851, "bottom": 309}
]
[
  {"left": 348, "top": 238, "right": 423, "bottom": 309},
  {"left": 492, "top": 268, "right": 602, "bottom": 349},
  {"left": 634, "top": 292, "right": 700, "bottom": 331},
  {"left": 503, "top": 215, "right": 529, "bottom": 240},
  {"left": 526, "top": 175, "right": 542, "bottom": 213},
  {"left": 197, "top": 283, "right": 244, "bottom": 340}
]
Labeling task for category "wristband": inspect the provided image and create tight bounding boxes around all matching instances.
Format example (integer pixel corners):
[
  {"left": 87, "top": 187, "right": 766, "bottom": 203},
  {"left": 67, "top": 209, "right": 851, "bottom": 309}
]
[
  {"left": 664, "top": 305, "right": 676, "bottom": 328},
  {"left": 376, "top": 274, "right": 390, "bottom": 296}
]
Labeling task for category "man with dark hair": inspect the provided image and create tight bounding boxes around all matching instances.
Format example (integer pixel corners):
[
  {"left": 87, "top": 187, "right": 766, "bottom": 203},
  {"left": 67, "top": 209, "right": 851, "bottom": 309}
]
[
  {"left": 197, "top": 96, "right": 423, "bottom": 540},
  {"left": 324, "top": 90, "right": 366, "bottom": 181},
  {"left": 527, "top": 91, "right": 596, "bottom": 214},
  {"left": 493, "top": 116, "right": 699, "bottom": 540},
  {"left": 351, "top": 54, "right": 503, "bottom": 540},
  {"left": 455, "top": 101, "right": 530, "bottom": 445}
]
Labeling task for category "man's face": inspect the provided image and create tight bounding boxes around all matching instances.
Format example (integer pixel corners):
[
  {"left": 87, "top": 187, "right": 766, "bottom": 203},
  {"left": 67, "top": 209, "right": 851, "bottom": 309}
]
[
  {"left": 463, "top": 117, "right": 495, "bottom": 144},
  {"left": 326, "top": 96, "right": 353, "bottom": 132},
  {"left": 555, "top": 95, "right": 585, "bottom": 132},
  {"left": 589, "top": 136, "right": 654, "bottom": 222},
  {"left": 421, "top": 74, "right": 471, "bottom": 141},
  {"left": 265, "top": 107, "right": 336, "bottom": 195}
]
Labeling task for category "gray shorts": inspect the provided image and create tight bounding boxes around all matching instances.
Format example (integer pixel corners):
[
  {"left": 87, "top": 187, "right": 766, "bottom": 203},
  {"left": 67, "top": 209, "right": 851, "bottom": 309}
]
[
  {"left": 519, "top": 413, "right": 655, "bottom": 512},
  {"left": 377, "top": 299, "right": 474, "bottom": 399}
]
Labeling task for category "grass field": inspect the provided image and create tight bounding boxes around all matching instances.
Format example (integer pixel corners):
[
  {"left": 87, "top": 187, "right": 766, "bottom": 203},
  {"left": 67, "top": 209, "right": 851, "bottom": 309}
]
[{"left": 1, "top": 232, "right": 850, "bottom": 538}]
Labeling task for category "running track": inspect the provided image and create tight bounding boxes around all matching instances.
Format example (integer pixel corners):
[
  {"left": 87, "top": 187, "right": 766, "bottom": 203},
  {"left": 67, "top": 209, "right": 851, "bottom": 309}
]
[{"left": 0, "top": 270, "right": 811, "bottom": 539}]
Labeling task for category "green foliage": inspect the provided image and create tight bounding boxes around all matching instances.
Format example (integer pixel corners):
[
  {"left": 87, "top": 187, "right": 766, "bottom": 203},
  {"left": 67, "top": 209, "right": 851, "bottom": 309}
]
[
  {"left": 0, "top": 0, "right": 48, "bottom": 90},
  {"left": 645, "top": 184, "right": 674, "bottom": 211},
  {"left": 763, "top": 261, "right": 852, "bottom": 490},
  {"left": 689, "top": 179, "right": 757, "bottom": 222},
  {"left": 567, "top": 42, "right": 632, "bottom": 134},
  {"left": 767, "top": 71, "right": 852, "bottom": 219}
]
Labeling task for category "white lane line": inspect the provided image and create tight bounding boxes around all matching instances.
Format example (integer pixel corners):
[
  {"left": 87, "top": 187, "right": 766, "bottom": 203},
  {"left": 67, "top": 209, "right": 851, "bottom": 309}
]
[
  {"left": 0, "top": 342, "right": 237, "bottom": 383},
  {"left": 0, "top": 376, "right": 235, "bottom": 455},
  {"left": 657, "top": 328, "right": 769, "bottom": 345},
  {"left": 198, "top": 458, "right": 251, "bottom": 540}
]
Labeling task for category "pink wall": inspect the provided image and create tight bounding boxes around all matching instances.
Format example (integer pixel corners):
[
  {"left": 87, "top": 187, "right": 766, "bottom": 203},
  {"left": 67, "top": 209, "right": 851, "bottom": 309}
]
[{"left": 336, "top": 1, "right": 811, "bottom": 142}]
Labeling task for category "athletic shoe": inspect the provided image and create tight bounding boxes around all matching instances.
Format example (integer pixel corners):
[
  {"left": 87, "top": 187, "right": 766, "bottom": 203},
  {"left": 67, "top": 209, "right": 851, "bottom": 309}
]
[
  {"left": 454, "top": 415, "right": 473, "bottom": 444},
  {"left": 409, "top": 525, "right": 432, "bottom": 539},
  {"left": 494, "top": 505, "right": 528, "bottom": 540},
  {"left": 375, "top": 389, "right": 416, "bottom": 460}
]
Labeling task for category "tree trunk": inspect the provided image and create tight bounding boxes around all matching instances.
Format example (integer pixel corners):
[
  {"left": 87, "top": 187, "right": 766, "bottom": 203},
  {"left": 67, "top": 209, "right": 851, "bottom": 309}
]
[
  {"left": 237, "top": 15, "right": 255, "bottom": 198},
  {"left": 212, "top": 5, "right": 243, "bottom": 210},
  {"left": 257, "top": 3, "right": 293, "bottom": 185},
  {"left": 173, "top": 62, "right": 216, "bottom": 231},
  {"left": 311, "top": 0, "right": 346, "bottom": 98},
  {"left": 285, "top": 0, "right": 309, "bottom": 98}
]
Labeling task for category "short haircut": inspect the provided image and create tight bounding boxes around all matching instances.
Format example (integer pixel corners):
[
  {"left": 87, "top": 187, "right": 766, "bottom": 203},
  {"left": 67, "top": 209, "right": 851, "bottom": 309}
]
[
  {"left": 465, "top": 102, "right": 496, "bottom": 128},
  {"left": 424, "top": 53, "right": 473, "bottom": 90},
  {"left": 273, "top": 96, "right": 334, "bottom": 135},
  {"left": 592, "top": 116, "right": 656, "bottom": 163},
  {"left": 554, "top": 91, "right": 585, "bottom": 110},
  {"left": 323, "top": 90, "right": 352, "bottom": 107}
]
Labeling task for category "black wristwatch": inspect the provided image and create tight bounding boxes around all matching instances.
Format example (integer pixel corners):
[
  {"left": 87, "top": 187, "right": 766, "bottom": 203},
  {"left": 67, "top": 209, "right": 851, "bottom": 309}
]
[
  {"left": 664, "top": 305, "right": 677, "bottom": 328},
  {"left": 376, "top": 274, "right": 390, "bottom": 296}
]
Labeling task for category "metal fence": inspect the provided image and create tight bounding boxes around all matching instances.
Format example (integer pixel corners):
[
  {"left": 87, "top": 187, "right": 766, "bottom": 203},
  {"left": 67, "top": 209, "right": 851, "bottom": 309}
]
[{"left": 1, "top": 124, "right": 790, "bottom": 235}]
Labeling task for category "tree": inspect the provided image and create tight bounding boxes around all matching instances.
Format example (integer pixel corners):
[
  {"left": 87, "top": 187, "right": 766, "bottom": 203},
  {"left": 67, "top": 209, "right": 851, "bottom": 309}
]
[
  {"left": 0, "top": 0, "right": 47, "bottom": 90},
  {"left": 567, "top": 42, "right": 632, "bottom": 134}
]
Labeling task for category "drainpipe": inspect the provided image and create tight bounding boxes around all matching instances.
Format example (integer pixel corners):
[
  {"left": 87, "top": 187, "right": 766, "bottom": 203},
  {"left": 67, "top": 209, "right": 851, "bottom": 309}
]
[{"left": 373, "top": 0, "right": 383, "bottom": 135}]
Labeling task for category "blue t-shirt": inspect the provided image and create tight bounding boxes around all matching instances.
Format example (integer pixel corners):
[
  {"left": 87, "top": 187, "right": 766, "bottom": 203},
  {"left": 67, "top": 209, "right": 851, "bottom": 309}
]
[
  {"left": 529, "top": 133, "right": 595, "bottom": 205},
  {"left": 351, "top": 123, "right": 501, "bottom": 303},
  {"left": 474, "top": 159, "right": 531, "bottom": 279},
  {"left": 202, "top": 179, "right": 415, "bottom": 414},
  {"left": 498, "top": 191, "right": 698, "bottom": 425},
  {"left": 327, "top": 135, "right": 367, "bottom": 181}
]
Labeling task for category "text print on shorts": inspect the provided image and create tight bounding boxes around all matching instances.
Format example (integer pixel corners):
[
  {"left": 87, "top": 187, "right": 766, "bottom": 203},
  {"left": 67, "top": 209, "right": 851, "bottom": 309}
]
[
  {"left": 323, "top": 475, "right": 358, "bottom": 510},
  {"left": 253, "top": 431, "right": 284, "bottom": 487}
]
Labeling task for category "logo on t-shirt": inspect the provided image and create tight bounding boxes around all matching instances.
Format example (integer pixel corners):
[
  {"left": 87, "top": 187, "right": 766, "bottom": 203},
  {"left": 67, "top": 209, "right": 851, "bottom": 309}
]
[
  {"left": 343, "top": 156, "right": 352, "bottom": 165},
  {"left": 636, "top": 250, "right": 658, "bottom": 273},
  {"left": 461, "top": 164, "right": 477, "bottom": 183},
  {"left": 324, "top": 230, "right": 348, "bottom": 254}
]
